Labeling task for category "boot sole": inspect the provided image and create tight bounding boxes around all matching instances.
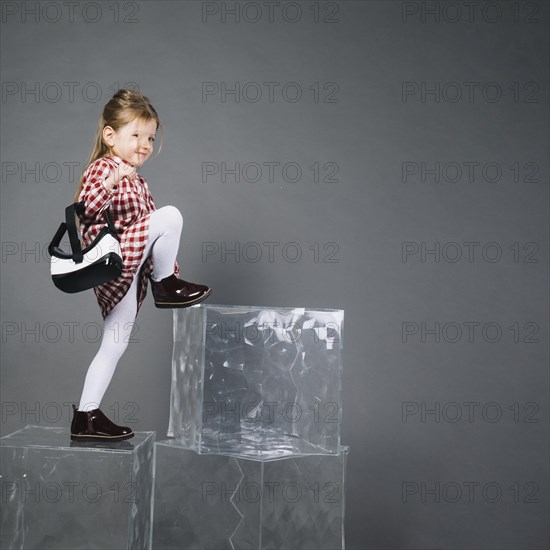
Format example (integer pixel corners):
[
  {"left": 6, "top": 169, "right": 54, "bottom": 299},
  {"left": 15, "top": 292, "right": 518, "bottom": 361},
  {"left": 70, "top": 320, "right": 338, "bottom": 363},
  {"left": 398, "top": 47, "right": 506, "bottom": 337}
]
[
  {"left": 154, "top": 288, "right": 212, "bottom": 309},
  {"left": 70, "top": 432, "right": 134, "bottom": 441}
]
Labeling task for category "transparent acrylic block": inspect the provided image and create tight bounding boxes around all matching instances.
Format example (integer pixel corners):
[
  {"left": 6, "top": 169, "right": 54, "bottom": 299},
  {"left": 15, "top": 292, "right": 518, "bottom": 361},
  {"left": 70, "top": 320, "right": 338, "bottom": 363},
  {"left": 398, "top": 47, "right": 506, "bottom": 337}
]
[
  {"left": 153, "top": 439, "right": 349, "bottom": 550},
  {"left": 0, "top": 425, "right": 155, "bottom": 550},
  {"left": 167, "top": 304, "right": 344, "bottom": 458}
]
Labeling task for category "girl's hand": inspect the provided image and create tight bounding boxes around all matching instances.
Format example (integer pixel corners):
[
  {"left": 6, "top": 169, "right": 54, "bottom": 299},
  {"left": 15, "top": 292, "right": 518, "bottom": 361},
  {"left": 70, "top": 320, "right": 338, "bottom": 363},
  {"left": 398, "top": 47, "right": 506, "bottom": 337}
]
[
  {"left": 103, "top": 161, "right": 137, "bottom": 192},
  {"left": 113, "top": 161, "right": 137, "bottom": 183}
]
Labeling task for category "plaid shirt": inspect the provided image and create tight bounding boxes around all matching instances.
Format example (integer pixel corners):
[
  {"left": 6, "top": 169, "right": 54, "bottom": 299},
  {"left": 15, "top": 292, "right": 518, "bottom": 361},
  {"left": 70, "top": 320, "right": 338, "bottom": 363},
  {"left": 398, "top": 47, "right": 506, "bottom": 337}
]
[{"left": 77, "top": 155, "right": 180, "bottom": 320}]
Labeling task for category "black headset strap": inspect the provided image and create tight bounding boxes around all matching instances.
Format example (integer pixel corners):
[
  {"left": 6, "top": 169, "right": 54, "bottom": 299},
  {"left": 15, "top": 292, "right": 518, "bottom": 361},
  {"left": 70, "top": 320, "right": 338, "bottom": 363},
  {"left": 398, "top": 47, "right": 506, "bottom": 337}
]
[
  {"left": 65, "top": 203, "right": 83, "bottom": 262},
  {"left": 64, "top": 201, "right": 117, "bottom": 263}
]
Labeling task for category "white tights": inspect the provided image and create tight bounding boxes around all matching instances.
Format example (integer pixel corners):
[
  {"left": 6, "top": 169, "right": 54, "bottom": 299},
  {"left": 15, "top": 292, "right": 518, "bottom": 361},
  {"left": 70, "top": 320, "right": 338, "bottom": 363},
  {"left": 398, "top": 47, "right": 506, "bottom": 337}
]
[{"left": 78, "top": 205, "right": 183, "bottom": 412}]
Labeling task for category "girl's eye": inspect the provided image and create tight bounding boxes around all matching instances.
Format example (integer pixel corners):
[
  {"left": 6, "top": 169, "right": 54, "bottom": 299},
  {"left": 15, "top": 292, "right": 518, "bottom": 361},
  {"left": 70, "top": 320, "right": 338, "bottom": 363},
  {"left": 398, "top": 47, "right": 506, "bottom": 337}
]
[{"left": 149, "top": 138, "right": 155, "bottom": 142}]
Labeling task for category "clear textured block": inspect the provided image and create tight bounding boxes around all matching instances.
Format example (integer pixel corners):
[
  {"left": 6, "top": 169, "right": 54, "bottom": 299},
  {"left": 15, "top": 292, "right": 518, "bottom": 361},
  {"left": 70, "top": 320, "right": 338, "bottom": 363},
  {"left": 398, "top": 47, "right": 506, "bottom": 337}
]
[
  {"left": 0, "top": 425, "right": 155, "bottom": 550},
  {"left": 167, "top": 304, "right": 344, "bottom": 458},
  {"left": 153, "top": 439, "right": 349, "bottom": 550}
]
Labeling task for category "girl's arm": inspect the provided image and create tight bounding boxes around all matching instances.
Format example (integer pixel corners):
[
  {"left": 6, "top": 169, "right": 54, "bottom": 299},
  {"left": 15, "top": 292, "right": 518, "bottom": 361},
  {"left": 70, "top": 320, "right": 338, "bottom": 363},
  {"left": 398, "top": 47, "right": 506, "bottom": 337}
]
[{"left": 78, "top": 158, "right": 117, "bottom": 222}]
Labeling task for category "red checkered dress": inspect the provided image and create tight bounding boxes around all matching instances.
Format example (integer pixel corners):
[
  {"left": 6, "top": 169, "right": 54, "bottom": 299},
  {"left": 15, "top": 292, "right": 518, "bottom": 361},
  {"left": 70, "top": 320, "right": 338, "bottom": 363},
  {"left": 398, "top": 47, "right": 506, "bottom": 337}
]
[{"left": 77, "top": 155, "right": 180, "bottom": 320}]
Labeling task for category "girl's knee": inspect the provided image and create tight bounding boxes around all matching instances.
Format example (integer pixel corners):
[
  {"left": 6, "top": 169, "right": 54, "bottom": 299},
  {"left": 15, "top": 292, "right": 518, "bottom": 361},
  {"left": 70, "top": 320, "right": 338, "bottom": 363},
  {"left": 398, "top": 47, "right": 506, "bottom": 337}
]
[
  {"left": 111, "top": 340, "right": 130, "bottom": 362},
  {"left": 159, "top": 205, "right": 183, "bottom": 229}
]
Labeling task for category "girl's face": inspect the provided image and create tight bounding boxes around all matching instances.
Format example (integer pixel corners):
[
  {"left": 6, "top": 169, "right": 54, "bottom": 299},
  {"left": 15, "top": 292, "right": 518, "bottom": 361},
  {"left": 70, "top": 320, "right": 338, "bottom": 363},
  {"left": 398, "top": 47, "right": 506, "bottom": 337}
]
[{"left": 103, "top": 117, "right": 157, "bottom": 168}]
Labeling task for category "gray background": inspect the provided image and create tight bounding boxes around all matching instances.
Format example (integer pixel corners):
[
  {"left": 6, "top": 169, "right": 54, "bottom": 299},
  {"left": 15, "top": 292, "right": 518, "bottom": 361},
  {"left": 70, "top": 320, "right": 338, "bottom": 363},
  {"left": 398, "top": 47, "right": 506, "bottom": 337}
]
[{"left": 1, "top": 1, "right": 548, "bottom": 549}]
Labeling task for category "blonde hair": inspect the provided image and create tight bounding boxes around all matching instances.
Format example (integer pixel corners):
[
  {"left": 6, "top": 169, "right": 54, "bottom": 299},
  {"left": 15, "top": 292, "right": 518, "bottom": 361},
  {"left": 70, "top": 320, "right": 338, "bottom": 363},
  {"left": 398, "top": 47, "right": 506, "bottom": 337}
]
[{"left": 72, "top": 88, "right": 163, "bottom": 203}]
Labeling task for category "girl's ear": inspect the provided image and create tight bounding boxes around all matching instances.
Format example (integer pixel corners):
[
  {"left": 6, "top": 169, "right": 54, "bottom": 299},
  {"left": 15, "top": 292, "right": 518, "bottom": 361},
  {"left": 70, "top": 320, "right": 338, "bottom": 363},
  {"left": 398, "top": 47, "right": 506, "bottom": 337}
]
[{"left": 102, "top": 125, "right": 115, "bottom": 147}]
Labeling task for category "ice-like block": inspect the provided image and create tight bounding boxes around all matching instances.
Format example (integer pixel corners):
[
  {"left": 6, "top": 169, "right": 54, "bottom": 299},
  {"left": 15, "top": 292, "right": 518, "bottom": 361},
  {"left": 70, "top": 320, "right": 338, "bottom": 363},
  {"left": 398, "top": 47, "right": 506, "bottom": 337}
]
[
  {"left": 153, "top": 439, "right": 349, "bottom": 550},
  {"left": 167, "top": 304, "right": 344, "bottom": 458},
  {"left": 0, "top": 425, "right": 155, "bottom": 550}
]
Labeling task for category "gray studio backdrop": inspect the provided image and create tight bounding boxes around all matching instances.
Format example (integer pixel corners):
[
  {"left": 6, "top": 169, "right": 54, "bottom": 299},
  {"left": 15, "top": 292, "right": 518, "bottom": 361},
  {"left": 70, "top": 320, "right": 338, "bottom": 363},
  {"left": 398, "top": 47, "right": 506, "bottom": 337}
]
[{"left": 1, "top": 1, "right": 548, "bottom": 549}]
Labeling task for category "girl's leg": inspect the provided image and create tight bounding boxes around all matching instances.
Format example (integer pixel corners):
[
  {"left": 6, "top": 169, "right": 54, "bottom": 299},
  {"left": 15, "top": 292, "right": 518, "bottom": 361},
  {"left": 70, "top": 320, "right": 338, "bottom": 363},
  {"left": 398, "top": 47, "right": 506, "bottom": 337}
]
[
  {"left": 148, "top": 205, "right": 183, "bottom": 282},
  {"left": 147, "top": 205, "right": 211, "bottom": 307},
  {"left": 77, "top": 282, "right": 138, "bottom": 411},
  {"left": 77, "top": 205, "right": 183, "bottom": 411}
]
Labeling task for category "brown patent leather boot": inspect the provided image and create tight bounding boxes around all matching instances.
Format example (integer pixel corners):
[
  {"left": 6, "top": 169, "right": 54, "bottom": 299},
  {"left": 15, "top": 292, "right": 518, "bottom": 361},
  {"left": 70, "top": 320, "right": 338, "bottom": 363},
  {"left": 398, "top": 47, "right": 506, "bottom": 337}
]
[
  {"left": 149, "top": 274, "right": 212, "bottom": 308},
  {"left": 70, "top": 404, "right": 134, "bottom": 441}
]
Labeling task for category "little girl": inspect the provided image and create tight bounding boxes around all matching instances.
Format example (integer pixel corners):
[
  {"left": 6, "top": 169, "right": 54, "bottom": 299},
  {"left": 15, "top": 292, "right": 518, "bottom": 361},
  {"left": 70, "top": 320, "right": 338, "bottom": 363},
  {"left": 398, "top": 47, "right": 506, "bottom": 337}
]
[{"left": 70, "top": 89, "right": 211, "bottom": 442}]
